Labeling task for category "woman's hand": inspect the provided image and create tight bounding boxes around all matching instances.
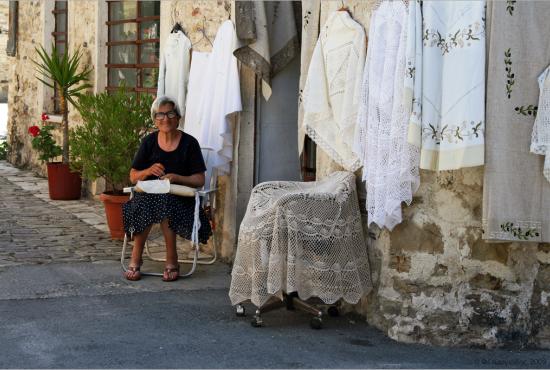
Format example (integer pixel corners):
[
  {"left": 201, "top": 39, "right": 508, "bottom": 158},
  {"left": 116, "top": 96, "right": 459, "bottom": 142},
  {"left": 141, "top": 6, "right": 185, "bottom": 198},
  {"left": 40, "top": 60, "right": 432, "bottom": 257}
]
[
  {"left": 160, "top": 173, "right": 181, "bottom": 183},
  {"left": 147, "top": 163, "right": 165, "bottom": 177}
]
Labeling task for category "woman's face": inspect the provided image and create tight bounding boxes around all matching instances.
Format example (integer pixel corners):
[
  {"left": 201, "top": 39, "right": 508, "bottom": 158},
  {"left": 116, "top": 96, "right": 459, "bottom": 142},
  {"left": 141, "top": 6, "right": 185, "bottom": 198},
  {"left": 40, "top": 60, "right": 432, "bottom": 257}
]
[{"left": 154, "top": 103, "right": 180, "bottom": 133}]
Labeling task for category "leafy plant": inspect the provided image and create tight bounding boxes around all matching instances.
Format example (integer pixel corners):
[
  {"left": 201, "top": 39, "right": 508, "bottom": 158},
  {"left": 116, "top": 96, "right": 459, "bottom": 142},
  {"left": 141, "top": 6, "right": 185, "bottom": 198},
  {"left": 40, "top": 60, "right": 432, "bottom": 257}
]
[
  {"left": 70, "top": 88, "right": 154, "bottom": 194},
  {"left": 32, "top": 44, "right": 92, "bottom": 164},
  {"left": 0, "top": 141, "right": 9, "bottom": 161},
  {"left": 28, "top": 114, "right": 62, "bottom": 163}
]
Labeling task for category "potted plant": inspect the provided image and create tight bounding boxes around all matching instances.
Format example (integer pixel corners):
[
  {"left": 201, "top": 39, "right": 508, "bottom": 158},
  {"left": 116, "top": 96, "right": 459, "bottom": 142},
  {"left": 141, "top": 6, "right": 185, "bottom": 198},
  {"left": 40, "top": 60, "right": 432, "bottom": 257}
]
[
  {"left": 32, "top": 44, "right": 92, "bottom": 200},
  {"left": 27, "top": 113, "right": 82, "bottom": 199},
  {"left": 71, "top": 88, "right": 154, "bottom": 239}
]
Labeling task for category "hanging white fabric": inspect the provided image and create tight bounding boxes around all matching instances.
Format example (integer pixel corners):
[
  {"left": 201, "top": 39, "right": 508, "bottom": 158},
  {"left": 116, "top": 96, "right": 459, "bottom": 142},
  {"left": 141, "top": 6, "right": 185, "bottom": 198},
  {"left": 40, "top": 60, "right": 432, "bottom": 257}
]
[
  {"left": 408, "top": 0, "right": 486, "bottom": 171},
  {"left": 184, "top": 20, "right": 242, "bottom": 180},
  {"left": 157, "top": 30, "right": 192, "bottom": 127},
  {"left": 301, "top": 11, "right": 366, "bottom": 172},
  {"left": 354, "top": 0, "right": 420, "bottom": 230},
  {"left": 531, "top": 64, "right": 550, "bottom": 183}
]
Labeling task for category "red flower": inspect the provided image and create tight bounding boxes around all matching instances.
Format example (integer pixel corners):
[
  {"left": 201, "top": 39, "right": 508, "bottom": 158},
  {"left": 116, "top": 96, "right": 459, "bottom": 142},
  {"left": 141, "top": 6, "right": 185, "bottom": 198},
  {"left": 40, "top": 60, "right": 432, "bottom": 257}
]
[
  {"left": 28, "top": 125, "right": 40, "bottom": 137},
  {"left": 41, "top": 113, "right": 49, "bottom": 122}
]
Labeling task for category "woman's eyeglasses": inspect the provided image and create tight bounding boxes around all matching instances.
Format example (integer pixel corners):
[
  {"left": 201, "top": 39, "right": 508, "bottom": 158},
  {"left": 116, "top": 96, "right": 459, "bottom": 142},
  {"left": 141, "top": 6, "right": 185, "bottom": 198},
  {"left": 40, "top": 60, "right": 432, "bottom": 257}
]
[{"left": 154, "top": 111, "right": 178, "bottom": 120}]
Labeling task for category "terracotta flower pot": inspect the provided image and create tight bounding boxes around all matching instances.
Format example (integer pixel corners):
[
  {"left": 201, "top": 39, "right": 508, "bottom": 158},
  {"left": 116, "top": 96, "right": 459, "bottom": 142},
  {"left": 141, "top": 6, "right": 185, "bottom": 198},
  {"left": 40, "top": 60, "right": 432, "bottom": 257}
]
[
  {"left": 46, "top": 162, "right": 82, "bottom": 200},
  {"left": 99, "top": 192, "right": 130, "bottom": 240}
]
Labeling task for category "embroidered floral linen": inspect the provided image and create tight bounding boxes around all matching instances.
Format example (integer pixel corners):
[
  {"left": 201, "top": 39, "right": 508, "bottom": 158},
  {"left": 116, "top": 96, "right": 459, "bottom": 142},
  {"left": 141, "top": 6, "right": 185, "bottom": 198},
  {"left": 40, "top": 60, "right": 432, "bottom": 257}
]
[
  {"left": 229, "top": 171, "right": 373, "bottom": 308},
  {"left": 483, "top": 1, "right": 550, "bottom": 243},
  {"left": 301, "top": 11, "right": 366, "bottom": 172},
  {"left": 531, "top": 65, "right": 550, "bottom": 183},
  {"left": 354, "top": 0, "right": 420, "bottom": 230},
  {"left": 408, "top": 0, "right": 486, "bottom": 171}
]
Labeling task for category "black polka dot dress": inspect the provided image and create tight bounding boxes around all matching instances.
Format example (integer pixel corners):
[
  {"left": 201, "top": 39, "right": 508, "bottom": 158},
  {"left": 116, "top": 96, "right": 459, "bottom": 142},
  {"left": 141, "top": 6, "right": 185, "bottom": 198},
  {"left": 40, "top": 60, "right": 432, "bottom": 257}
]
[
  {"left": 123, "top": 192, "right": 212, "bottom": 244},
  {"left": 122, "top": 130, "right": 212, "bottom": 244}
]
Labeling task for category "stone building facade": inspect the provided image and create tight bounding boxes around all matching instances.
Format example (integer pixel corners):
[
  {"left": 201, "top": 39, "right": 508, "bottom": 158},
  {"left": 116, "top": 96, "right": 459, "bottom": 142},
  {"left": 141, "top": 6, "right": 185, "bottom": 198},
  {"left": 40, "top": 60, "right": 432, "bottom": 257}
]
[
  {"left": 0, "top": 1, "right": 9, "bottom": 102},
  {"left": 6, "top": 0, "right": 550, "bottom": 349}
]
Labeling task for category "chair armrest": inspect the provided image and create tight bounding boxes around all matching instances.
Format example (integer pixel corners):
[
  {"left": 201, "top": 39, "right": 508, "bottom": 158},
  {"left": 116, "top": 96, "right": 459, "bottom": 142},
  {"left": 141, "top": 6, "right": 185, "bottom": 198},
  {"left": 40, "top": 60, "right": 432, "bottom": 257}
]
[
  {"left": 123, "top": 187, "right": 134, "bottom": 194},
  {"left": 198, "top": 188, "right": 217, "bottom": 196}
]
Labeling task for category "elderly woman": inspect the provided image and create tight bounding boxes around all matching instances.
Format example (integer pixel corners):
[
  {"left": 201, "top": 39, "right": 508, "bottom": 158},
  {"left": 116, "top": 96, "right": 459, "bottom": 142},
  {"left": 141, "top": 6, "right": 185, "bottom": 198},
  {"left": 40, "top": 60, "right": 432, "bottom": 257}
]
[{"left": 122, "top": 95, "right": 212, "bottom": 282}]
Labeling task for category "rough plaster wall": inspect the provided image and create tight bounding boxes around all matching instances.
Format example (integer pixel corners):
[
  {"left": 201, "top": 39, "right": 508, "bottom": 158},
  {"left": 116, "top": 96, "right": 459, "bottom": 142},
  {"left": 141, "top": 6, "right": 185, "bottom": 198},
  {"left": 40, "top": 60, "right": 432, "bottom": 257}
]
[
  {"left": 317, "top": 0, "right": 550, "bottom": 348},
  {"left": 0, "top": 1, "right": 9, "bottom": 102},
  {"left": 167, "top": 0, "right": 234, "bottom": 260},
  {"left": 7, "top": 1, "right": 43, "bottom": 170}
]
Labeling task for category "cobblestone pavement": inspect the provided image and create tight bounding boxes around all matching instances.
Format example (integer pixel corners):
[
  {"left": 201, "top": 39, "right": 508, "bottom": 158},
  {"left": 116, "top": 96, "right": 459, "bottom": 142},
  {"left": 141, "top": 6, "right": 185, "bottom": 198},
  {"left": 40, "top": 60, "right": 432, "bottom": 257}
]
[{"left": 0, "top": 161, "right": 120, "bottom": 267}]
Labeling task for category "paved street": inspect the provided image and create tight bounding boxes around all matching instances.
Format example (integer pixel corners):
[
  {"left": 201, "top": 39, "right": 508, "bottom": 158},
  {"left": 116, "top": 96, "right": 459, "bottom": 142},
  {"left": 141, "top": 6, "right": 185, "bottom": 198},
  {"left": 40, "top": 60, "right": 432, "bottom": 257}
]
[{"left": 1, "top": 160, "right": 549, "bottom": 368}]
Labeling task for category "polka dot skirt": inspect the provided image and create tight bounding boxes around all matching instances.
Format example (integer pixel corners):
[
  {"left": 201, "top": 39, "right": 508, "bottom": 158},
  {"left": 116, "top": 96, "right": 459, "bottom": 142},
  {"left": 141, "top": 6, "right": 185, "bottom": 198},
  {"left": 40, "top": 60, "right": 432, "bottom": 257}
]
[{"left": 123, "top": 193, "right": 212, "bottom": 244}]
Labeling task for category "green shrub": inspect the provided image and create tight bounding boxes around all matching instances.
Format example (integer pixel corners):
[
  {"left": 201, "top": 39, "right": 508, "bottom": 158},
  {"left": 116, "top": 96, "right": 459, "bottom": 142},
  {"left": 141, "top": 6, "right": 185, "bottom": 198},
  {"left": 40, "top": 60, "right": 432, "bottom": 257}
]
[
  {"left": 0, "top": 141, "right": 8, "bottom": 160},
  {"left": 70, "top": 89, "right": 154, "bottom": 193}
]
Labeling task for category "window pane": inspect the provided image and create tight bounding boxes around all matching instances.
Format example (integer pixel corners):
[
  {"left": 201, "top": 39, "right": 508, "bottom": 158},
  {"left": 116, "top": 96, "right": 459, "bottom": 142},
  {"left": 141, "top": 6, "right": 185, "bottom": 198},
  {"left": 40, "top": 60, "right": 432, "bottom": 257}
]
[
  {"left": 109, "top": 1, "right": 137, "bottom": 21},
  {"left": 140, "top": 20, "right": 159, "bottom": 40},
  {"left": 55, "top": 13, "right": 67, "bottom": 32},
  {"left": 109, "top": 23, "right": 137, "bottom": 42},
  {"left": 109, "top": 45, "right": 136, "bottom": 64},
  {"left": 140, "top": 2, "right": 160, "bottom": 17},
  {"left": 142, "top": 68, "right": 159, "bottom": 88},
  {"left": 140, "top": 42, "right": 159, "bottom": 64},
  {"left": 109, "top": 68, "right": 137, "bottom": 88}
]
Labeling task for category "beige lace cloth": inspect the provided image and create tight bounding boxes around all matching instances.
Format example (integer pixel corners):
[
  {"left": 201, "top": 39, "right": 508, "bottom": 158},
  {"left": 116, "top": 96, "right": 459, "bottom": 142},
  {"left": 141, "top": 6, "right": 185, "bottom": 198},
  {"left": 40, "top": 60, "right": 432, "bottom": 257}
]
[{"left": 229, "top": 172, "right": 373, "bottom": 308}]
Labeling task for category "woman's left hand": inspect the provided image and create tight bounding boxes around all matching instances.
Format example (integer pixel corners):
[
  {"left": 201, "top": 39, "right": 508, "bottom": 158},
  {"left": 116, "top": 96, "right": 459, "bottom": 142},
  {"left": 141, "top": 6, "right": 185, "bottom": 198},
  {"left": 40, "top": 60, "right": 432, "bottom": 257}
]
[{"left": 160, "top": 173, "right": 181, "bottom": 184}]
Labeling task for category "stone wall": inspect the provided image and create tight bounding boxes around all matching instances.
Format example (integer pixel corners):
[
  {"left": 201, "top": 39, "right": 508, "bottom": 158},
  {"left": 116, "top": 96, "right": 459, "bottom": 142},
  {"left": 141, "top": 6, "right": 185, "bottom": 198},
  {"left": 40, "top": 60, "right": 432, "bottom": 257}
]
[
  {"left": 0, "top": 1, "right": 9, "bottom": 102},
  {"left": 317, "top": 0, "right": 550, "bottom": 349}
]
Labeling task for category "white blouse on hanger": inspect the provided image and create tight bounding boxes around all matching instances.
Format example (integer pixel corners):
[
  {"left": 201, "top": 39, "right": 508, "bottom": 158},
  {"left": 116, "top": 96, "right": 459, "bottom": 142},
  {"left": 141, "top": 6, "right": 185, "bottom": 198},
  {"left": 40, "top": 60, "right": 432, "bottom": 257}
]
[
  {"left": 301, "top": 10, "right": 366, "bottom": 171},
  {"left": 531, "top": 65, "right": 550, "bottom": 183},
  {"left": 157, "top": 30, "right": 192, "bottom": 124}
]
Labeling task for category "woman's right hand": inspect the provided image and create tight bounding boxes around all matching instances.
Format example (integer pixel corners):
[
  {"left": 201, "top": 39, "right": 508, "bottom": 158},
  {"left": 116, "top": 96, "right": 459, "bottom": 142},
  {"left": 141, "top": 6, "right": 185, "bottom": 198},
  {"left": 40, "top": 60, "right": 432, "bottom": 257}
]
[{"left": 147, "top": 163, "right": 165, "bottom": 178}]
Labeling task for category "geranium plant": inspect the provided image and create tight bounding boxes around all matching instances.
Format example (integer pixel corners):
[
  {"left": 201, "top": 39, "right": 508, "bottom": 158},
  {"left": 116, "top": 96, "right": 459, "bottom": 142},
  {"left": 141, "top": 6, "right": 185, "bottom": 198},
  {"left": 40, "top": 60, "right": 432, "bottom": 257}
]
[{"left": 28, "top": 113, "right": 62, "bottom": 163}]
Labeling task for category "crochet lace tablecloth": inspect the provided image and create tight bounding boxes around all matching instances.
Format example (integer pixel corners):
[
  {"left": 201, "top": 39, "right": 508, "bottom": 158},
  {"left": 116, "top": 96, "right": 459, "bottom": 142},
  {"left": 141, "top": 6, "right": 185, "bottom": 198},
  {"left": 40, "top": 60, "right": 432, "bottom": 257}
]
[{"left": 229, "top": 171, "right": 373, "bottom": 308}]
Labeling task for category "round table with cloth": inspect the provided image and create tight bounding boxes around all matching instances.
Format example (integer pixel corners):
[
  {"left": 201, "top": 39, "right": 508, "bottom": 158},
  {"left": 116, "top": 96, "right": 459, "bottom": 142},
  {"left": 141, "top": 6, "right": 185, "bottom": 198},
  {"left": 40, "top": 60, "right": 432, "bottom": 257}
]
[{"left": 229, "top": 171, "right": 373, "bottom": 308}]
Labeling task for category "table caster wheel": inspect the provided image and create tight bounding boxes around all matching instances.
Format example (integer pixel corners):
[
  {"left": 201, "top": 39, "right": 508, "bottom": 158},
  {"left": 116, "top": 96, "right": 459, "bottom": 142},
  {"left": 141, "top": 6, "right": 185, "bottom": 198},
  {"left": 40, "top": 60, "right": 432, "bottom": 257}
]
[
  {"left": 235, "top": 304, "right": 246, "bottom": 317},
  {"left": 251, "top": 315, "right": 263, "bottom": 327},
  {"left": 327, "top": 306, "right": 339, "bottom": 317},
  {"left": 310, "top": 316, "right": 322, "bottom": 329}
]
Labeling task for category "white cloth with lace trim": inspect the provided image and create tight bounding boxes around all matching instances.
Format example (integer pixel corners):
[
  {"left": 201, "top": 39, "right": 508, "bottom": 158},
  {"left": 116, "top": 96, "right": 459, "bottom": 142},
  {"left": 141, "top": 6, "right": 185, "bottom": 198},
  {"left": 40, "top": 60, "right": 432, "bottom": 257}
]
[
  {"left": 531, "top": 64, "right": 550, "bottom": 183},
  {"left": 229, "top": 171, "right": 373, "bottom": 308},
  {"left": 408, "top": 0, "right": 486, "bottom": 171},
  {"left": 354, "top": 0, "right": 420, "bottom": 230},
  {"left": 301, "top": 11, "right": 366, "bottom": 171}
]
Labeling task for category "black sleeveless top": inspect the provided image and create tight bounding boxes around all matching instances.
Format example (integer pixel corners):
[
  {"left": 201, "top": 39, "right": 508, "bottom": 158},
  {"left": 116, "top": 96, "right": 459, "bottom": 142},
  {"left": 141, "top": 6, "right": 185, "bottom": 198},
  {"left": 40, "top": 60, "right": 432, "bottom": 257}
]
[{"left": 131, "top": 130, "right": 206, "bottom": 180}]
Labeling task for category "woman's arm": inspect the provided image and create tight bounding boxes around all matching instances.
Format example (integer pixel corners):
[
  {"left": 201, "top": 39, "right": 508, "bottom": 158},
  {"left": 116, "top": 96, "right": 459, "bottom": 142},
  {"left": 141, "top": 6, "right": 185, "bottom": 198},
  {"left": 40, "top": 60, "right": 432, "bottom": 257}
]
[{"left": 161, "top": 172, "right": 205, "bottom": 188}]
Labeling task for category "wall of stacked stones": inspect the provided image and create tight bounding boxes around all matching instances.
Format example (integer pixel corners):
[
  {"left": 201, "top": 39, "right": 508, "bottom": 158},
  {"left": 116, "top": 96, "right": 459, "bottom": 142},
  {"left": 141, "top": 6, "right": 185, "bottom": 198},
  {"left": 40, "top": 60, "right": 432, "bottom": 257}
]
[
  {"left": 0, "top": 1, "right": 9, "bottom": 102},
  {"left": 317, "top": 0, "right": 550, "bottom": 349}
]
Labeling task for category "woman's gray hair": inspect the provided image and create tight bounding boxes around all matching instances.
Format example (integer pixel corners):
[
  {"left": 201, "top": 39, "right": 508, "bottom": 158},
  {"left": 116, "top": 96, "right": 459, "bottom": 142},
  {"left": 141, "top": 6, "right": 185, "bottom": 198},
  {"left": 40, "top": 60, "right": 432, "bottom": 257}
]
[{"left": 150, "top": 95, "right": 182, "bottom": 121}]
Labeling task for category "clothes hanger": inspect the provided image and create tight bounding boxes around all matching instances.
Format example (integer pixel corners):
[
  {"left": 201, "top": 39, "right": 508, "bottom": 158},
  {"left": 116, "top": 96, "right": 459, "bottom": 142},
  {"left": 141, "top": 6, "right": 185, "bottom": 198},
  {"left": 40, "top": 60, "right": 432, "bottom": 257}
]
[
  {"left": 338, "top": 0, "right": 351, "bottom": 14},
  {"left": 192, "top": 17, "right": 213, "bottom": 47},
  {"left": 171, "top": 22, "right": 184, "bottom": 34}
]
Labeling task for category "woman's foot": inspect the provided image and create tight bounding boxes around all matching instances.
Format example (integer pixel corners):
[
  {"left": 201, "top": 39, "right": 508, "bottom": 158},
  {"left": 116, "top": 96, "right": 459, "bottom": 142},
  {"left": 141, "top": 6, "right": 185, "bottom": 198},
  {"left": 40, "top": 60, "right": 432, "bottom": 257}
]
[
  {"left": 124, "top": 260, "right": 142, "bottom": 281},
  {"left": 162, "top": 264, "right": 180, "bottom": 282}
]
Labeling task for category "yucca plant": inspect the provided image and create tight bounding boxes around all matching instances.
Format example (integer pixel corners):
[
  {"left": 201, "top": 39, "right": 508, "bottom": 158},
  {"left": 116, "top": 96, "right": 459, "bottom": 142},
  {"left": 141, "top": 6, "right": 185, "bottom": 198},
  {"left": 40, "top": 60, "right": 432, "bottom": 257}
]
[{"left": 32, "top": 44, "right": 92, "bottom": 164}]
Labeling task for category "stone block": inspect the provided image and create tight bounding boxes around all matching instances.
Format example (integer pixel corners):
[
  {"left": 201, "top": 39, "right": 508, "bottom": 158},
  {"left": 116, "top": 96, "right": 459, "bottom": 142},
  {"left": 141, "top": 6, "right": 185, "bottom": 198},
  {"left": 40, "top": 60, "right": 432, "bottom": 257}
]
[{"left": 470, "top": 273, "right": 503, "bottom": 290}]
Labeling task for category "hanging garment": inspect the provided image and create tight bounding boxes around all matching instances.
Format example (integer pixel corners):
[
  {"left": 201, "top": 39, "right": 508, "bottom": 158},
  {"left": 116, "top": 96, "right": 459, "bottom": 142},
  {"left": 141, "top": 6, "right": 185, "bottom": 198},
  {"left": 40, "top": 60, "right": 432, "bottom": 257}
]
[
  {"left": 483, "top": 1, "right": 550, "bottom": 243},
  {"left": 184, "top": 20, "right": 242, "bottom": 178},
  {"left": 301, "top": 11, "right": 366, "bottom": 172},
  {"left": 234, "top": 1, "right": 299, "bottom": 101},
  {"left": 408, "top": 1, "right": 486, "bottom": 171},
  {"left": 297, "top": 0, "right": 321, "bottom": 155},
  {"left": 531, "top": 65, "right": 550, "bottom": 183},
  {"left": 157, "top": 30, "right": 192, "bottom": 124},
  {"left": 354, "top": 0, "right": 420, "bottom": 230}
]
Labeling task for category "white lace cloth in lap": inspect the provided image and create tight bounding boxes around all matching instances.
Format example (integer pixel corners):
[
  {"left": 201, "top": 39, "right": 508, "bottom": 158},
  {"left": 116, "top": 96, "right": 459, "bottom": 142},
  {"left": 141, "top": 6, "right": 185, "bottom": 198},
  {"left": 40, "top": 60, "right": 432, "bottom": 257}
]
[
  {"left": 301, "top": 11, "right": 366, "bottom": 171},
  {"left": 354, "top": 1, "right": 420, "bottom": 230},
  {"left": 531, "top": 65, "right": 550, "bottom": 183},
  {"left": 229, "top": 172, "right": 373, "bottom": 308}
]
